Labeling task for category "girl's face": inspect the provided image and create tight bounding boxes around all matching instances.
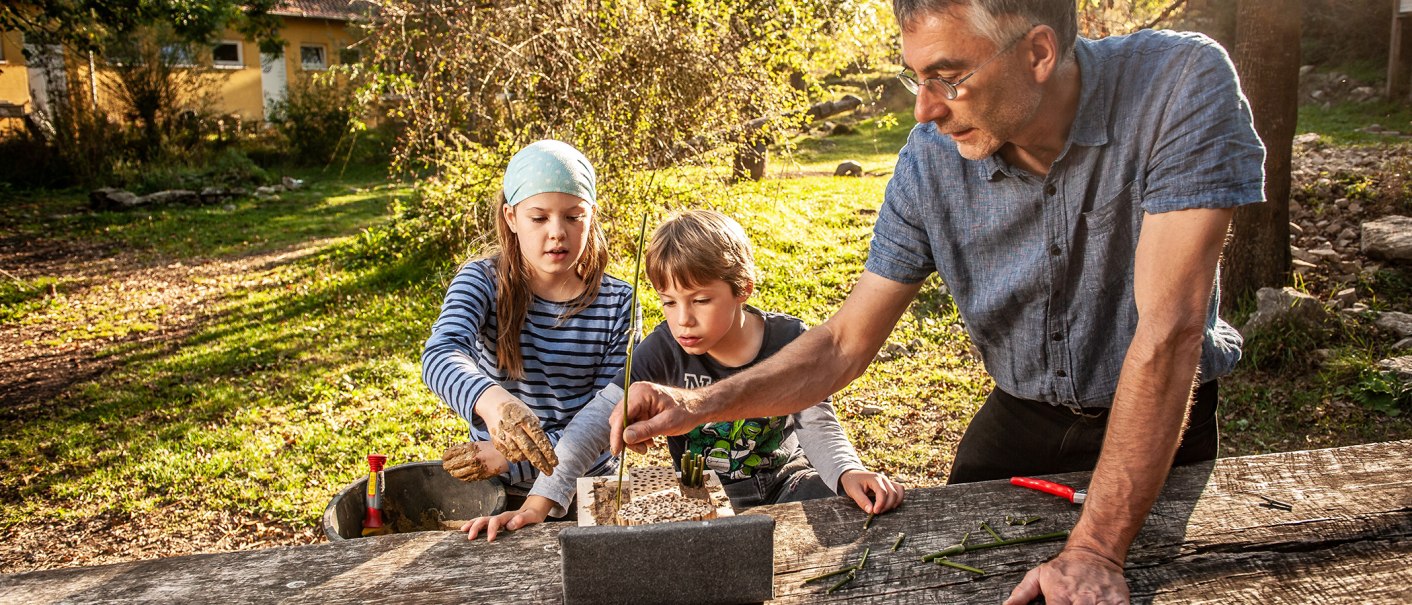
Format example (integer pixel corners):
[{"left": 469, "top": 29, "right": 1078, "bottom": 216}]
[
  {"left": 503, "top": 192, "right": 594, "bottom": 290},
  {"left": 656, "top": 278, "right": 751, "bottom": 359}
]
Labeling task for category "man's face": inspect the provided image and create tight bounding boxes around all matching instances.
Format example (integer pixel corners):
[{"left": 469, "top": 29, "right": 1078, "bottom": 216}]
[{"left": 900, "top": 8, "right": 1040, "bottom": 160}]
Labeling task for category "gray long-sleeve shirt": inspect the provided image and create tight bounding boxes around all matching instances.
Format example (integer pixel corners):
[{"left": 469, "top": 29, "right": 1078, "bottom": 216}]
[{"left": 530, "top": 307, "right": 865, "bottom": 516}]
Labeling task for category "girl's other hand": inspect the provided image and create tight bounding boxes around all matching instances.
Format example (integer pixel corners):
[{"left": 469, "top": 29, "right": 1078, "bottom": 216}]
[
  {"left": 839, "top": 470, "right": 905, "bottom": 515},
  {"left": 443, "top": 441, "right": 511, "bottom": 482}
]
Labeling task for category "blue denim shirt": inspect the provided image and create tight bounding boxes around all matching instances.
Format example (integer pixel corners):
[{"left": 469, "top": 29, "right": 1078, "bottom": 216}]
[{"left": 866, "top": 30, "right": 1266, "bottom": 410}]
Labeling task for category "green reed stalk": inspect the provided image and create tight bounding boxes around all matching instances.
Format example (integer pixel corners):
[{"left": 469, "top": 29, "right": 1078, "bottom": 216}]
[{"left": 614, "top": 213, "right": 649, "bottom": 517}]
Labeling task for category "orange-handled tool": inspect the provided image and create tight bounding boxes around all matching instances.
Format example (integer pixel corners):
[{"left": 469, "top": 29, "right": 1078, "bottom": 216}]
[{"left": 1011, "top": 476, "right": 1086, "bottom": 504}]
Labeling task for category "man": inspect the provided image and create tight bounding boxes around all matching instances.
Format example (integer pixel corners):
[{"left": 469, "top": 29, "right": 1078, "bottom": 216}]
[{"left": 612, "top": 0, "right": 1264, "bottom": 602}]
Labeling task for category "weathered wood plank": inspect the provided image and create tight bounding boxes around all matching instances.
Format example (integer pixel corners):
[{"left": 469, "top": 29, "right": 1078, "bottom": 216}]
[{"left": 3, "top": 440, "right": 1408, "bottom": 604}]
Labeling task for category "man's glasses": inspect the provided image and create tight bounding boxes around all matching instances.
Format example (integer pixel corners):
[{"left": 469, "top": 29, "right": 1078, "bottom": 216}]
[{"left": 897, "top": 27, "right": 1034, "bottom": 100}]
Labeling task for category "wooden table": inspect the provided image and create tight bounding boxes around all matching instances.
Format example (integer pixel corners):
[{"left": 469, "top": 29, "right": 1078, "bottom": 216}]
[{"left": 5, "top": 440, "right": 1410, "bottom": 604}]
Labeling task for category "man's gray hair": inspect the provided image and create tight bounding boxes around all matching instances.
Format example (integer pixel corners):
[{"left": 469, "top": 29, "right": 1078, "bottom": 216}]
[{"left": 892, "top": 0, "right": 1078, "bottom": 59}]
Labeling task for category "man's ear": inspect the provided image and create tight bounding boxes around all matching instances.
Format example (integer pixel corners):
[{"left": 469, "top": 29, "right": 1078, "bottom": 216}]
[
  {"left": 1028, "top": 24, "right": 1061, "bottom": 84},
  {"left": 502, "top": 203, "right": 517, "bottom": 234}
]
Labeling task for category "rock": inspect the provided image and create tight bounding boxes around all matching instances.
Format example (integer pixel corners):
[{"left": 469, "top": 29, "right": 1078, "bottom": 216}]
[
  {"left": 1299, "top": 65, "right": 1315, "bottom": 77},
  {"left": 1395, "top": 337, "right": 1412, "bottom": 351},
  {"left": 1343, "top": 302, "right": 1370, "bottom": 315},
  {"left": 1376, "top": 311, "right": 1412, "bottom": 338},
  {"left": 137, "top": 189, "right": 199, "bottom": 206},
  {"left": 200, "top": 187, "right": 233, "bottom": 204},
  {"left": 1340, "top": 260, "right": 1362, "bottom": 275},
  {"left": 1331, "top": 287, "right": 1357, "bottom": 308},
  {"left": 1242, "top": 287, "right": 1329, "bottom": 335},
  {"left": 1376, "top": 356, "right": 1412, "bottom": 384},
  {"left": 1289, "top": 222, "right": 1304, "bottom": 235},
  {"left": 859, "top": 404, "right": 885, "bottom": 416},
  {"left": 89, "top": 188, "right": 142, "bottom": 211},
  {"left": 1290, "top": 246, "right": 1315, "bottom": 263},
  {"left": 1362, "top": 216, "right": 1412, "bottom": 264},
  {"left": 281, "top": 176, "right": 305, "bottom": 190},
  {"left": 834, "top": 160, "right": 863, "bottom": 177},
  {"left": 830, "top": 122, "right": 857, "bottom": 136},
  {"left": 255, "top": 186, "right": 277, "bottom": 196},
  {"left": 222, "top": 204, "right": 237, "bottom": 211}
]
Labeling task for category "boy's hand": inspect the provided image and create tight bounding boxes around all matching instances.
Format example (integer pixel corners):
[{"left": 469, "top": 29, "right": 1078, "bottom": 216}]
[
  {"left": 442, "top": 441, "right": 510, "bottom": 482},
  {"left": 839, "top": 470, "right": 904, "bottom": 515},
  {"left": 491, "top": 399, "right": 559, "bottom": 475},
  {"left": 462, "top": 498, "right": 551, "bottom": 542}
]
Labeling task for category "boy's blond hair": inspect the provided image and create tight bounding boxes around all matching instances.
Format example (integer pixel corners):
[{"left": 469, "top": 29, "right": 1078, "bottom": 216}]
[{"left": 646, "top": 210, "right": 756, "bottom": 297}]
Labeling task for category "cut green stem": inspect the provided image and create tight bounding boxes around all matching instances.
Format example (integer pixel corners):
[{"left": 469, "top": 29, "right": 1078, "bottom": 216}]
[
  {"left": 921, "top": 530, "right": 1070, "bottom": 562},
  {"left": 1006, "top": 515, "right": 1043, "bottom": 526},
  {"left": 891, "top": 532, "right": 906, "bottom": 552},
  {"left": 802, "top": 565, "right": 857, "bottom": 584},
  {"left": 981, "top": 521, "right": 1003, "bottom": 541},
  {"left": 826, "top": 571, "right": 856, "bottom": 594},
  {"left": 857, "top": 546, "right": 870, "bottom": 569},
  {"left": 936, "top": 557, "right": 986, "bottom": 575},
  {"left": 862, "top": 512, "right": 875, "bottom": 530}
]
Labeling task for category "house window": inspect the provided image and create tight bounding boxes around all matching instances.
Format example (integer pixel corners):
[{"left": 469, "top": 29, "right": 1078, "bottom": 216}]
[
  {"left": 300, "top": 44, "right": 327, "bottom": 70},
  {"left": 161, "top": 44, "right": 196, "bottom": 67},
  {"left": 212, "top": 41, "right": 242, "bottom": 68}
]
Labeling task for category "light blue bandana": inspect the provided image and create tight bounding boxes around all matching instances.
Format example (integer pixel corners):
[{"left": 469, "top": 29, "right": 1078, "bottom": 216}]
[{"left": 502, "top": 140, "right": 597, "bottom": 207}]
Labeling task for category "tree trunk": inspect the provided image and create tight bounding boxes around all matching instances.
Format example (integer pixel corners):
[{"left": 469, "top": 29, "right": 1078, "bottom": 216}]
[{"left": 1221, "top": 0, "right": 1302, "bottom": 306}]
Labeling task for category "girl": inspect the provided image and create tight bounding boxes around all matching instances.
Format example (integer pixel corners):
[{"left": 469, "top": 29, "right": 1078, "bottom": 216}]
[{"left": 423, "top": 140, "right": 635, "bottom": 492}]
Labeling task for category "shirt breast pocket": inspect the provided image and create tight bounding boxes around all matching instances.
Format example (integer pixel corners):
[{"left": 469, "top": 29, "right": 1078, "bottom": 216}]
[{"left": 1080, "top": 179, "right": 1136, "bottom": 237}]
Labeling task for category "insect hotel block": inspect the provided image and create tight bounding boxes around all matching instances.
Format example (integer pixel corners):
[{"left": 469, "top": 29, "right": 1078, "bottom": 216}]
[{"left": 559, "top": 466, "right": 774, "bottom": 604}]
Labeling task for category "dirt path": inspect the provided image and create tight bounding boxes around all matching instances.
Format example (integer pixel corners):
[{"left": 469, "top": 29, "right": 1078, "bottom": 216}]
[{"left": 0, "top": 235, "right": 325, "bottom": 573}]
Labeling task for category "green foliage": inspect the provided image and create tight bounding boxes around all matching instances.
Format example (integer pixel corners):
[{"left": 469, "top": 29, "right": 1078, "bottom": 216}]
[
  {"left": 1354, "top": 369, "right": 1412, "bottom": 417},
  {"left": 355, "top": 0, "right": 896, "bottom": 258}
]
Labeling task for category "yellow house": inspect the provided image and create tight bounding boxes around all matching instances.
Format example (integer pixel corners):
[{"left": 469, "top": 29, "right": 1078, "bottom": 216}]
[{"left": 0, "top": 0, "right": 369, "bottom": 132}]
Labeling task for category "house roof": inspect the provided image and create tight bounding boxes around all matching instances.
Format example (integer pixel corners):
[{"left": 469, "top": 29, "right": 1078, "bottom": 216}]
[{"left": 271, "top": 0, "right": 376, "bottom": 21}]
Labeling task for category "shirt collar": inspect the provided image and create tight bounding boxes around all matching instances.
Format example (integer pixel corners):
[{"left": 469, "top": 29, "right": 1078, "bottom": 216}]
[
  {"left": 980, "top": 36, "right": 1107, "bottom": 181},
  {"left": 1068, "top": 37, "right": 1109, "bottom": 148}
]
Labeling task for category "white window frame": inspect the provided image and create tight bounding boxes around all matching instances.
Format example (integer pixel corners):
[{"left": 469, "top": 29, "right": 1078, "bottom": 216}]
[
  {"left": 212, "top": 40, "right": 243, "bottom": 69},
  {"left": 299, "top": 44, "right": 327, "bottom": 71}
]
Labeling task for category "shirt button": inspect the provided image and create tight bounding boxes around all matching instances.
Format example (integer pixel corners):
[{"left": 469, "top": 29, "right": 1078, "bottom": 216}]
[
  {"left": 1051, "top": 332, "right": 1063, "bottom": 341},
  {"left": 1045, "top": 184, "right": 1057, "bottom": 196},
  {"left": 1055, "top": 370, "right": 1068, "bottom": 378},
  {"left": 1049, "top": 245, "right": 1061, "bottom": 256}
]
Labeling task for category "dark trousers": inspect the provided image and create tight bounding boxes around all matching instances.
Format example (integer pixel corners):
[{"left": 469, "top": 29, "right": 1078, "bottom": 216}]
[{"left": 947, "top": 380, "right": 1220, "bottom": 484}]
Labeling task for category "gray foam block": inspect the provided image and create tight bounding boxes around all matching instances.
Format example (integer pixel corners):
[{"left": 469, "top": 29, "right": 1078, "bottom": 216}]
[{"left": 559, "top": 514, "right": 774, "bottom": 604}]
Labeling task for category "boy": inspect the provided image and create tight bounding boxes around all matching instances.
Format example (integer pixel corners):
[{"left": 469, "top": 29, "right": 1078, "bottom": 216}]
[{"left": 463, "top": 210, "right": 903, "bottom": 540}]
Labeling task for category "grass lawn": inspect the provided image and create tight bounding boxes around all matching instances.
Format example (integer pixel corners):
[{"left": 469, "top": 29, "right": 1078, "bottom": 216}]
[{"left": 2, "top": 100, "right": 1409, "bottom": 569}]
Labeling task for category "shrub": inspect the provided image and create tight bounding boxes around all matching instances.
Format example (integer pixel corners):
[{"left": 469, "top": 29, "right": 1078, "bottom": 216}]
[
  {"left": 355, "top": 0, "right": 895, "bottom": 257},
  {"left": 268, "top": 73, "right": 357, "bottom": 167}
]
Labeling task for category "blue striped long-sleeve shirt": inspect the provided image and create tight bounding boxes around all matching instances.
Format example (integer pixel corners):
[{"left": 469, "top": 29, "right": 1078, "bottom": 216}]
[{"left": 422, "top": 258, "right": 636, "bottom": 488}]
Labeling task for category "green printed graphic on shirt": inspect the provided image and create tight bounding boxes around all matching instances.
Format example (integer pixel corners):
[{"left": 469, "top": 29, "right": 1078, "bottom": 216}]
[{"left": 683, "top": 416, "right": 789, "bottom": 480}]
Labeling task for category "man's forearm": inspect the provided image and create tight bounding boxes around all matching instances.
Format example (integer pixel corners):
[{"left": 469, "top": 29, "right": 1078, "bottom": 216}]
[
  {"left": 1066, "top": 328, "right": 1203, "bottom": 564},
  {"left": 698, "top": 323, "right": 868, "bottom": 423}
]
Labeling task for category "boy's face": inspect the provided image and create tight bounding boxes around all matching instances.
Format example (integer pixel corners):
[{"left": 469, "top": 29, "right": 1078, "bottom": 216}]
[{"left": 655, "top": 277, "right": 750, "bottom": 358}]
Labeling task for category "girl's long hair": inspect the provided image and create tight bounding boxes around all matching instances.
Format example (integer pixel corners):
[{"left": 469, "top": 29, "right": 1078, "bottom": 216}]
[{"left": 490, "top": 190, "right": 610, "bottom": 380}]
